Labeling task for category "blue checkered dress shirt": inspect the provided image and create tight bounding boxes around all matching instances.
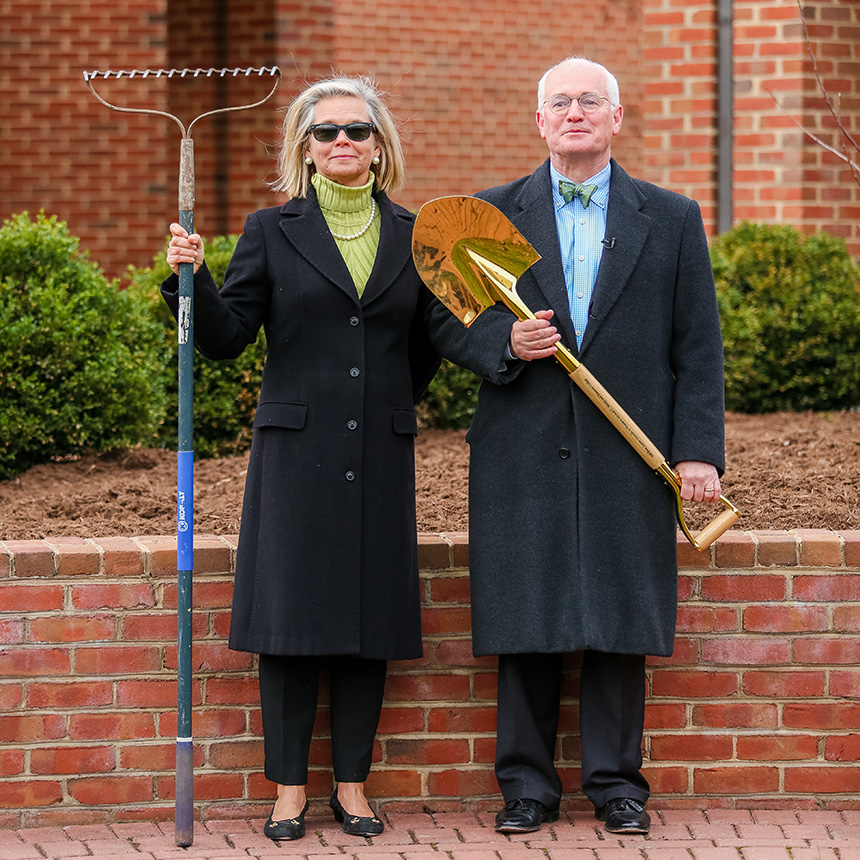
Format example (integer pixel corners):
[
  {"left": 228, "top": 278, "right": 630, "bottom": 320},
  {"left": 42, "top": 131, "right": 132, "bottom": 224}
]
[{"left": 549, "top": 162, "right": 611, "bottom": 348}]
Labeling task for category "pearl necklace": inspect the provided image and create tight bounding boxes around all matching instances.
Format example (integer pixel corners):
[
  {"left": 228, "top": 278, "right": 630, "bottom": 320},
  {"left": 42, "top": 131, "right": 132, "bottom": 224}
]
[{"left": 329, "top": 198, "right": 377, "bottom": 241}]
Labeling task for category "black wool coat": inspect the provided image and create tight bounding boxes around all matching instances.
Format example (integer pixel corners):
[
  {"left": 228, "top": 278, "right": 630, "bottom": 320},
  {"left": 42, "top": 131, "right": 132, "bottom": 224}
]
[
  {"left": 427, "top": 159, "right": 725, "bottom": 658},
  {"left": 162, "top": 190, "right": 439, "bottom": 660}
]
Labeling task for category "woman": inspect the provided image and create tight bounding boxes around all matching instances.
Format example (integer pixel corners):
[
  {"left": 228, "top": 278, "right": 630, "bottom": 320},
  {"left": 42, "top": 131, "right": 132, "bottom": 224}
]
[{"left": 162, "top": 75, "right": 438, "bottom": 841}]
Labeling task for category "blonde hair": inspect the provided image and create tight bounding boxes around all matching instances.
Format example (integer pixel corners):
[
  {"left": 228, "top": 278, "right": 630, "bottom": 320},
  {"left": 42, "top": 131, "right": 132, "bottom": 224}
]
[
  {"left": 537, "top": 56, "right": 620, "bottom": 109},
  {"left": 271, "top": 75, "right": 406, "bottom": 199}
]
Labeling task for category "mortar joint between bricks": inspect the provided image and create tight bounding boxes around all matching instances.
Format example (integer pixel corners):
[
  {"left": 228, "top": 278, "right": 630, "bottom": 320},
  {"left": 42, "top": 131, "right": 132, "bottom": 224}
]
[{"left": 131, "top": 538, "right": 154, "bottom": 579}]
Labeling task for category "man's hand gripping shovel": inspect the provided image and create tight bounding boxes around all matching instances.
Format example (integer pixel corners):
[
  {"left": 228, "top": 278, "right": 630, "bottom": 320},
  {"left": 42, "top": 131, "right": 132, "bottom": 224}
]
[{"left": 412, "top": 195, "right": 740, "bottom": 551}]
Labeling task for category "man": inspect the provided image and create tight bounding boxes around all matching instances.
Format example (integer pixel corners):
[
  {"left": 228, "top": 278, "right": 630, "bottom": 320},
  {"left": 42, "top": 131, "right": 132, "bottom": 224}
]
[{"left": 426, "top": 57, "right": 725, "bottom": 835}]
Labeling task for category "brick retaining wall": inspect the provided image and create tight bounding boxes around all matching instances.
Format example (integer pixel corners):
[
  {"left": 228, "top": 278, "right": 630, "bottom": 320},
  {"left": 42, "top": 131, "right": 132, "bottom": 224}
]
[{"left": 2, "top": 529, "right": 860, "bottom": 827}]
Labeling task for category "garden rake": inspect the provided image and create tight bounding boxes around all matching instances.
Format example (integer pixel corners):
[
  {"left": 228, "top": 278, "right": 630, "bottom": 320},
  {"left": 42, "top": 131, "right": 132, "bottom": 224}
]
[
  {"left": 84, "top": 66, "right": 281, "bottom": 847},
  {"left": 413, "top": 195, "right": 740, "bottom": 551}
]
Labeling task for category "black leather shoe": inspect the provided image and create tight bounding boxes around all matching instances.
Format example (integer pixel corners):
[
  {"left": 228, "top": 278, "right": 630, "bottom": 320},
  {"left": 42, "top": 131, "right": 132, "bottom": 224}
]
[
  {"left": 263, "top": 799, "right": 308, "bottom": 841},
  {"left": 494, "top": 797, "right": 560, "bottom": 833},
  {"left": 595, "top": 797, "right": 651, "bottom": 834},
  {"left": 330, "top": 789, "right": 384, "bottom": 836}
]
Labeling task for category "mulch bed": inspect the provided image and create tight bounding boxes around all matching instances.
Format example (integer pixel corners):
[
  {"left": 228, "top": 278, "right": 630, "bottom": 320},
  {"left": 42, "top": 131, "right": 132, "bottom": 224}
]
[{"left": 0, "top": 411, "right": 858, "bottom": 541}]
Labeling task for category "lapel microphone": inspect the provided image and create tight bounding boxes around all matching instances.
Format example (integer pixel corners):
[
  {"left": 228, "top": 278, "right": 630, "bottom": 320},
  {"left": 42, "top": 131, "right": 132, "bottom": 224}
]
[{"left": 601, "top": 237, "right": 616, "bottom": 249}]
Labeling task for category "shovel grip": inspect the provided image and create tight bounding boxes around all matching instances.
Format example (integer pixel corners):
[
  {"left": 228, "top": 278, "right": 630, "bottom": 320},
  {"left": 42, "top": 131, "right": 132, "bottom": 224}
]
[
  {"left": 693, "top": 504, "right": 741, "bottom": 550},
  {"left": 659, "top": 463, "right": 740, "bottom": 550}
]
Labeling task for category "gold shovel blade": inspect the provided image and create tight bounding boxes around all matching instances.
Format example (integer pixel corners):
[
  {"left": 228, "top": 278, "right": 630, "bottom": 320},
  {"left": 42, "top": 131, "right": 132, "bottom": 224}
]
[{"left": 412, "top": 196, "right": 541, "bottom": 326}]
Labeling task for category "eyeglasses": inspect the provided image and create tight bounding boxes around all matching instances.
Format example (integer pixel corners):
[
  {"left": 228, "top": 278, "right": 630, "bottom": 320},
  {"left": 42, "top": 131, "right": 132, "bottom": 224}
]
[
  {"left": 308, "top": 122, "right": 376, "bottom": 142},
  {"left": 543, "top": 93, "right": 613, "bottom": 114}
]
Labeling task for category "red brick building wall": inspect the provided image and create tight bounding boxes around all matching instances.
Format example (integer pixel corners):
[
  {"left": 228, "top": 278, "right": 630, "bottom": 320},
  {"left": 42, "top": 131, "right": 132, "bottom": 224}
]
[
  {"left": 642, "top": 0, "right": 859, "bottom": 255},
  {"left": 158, "top": 0, "right": 643, "bottom": 258},
  {"left": 641, "top": 0, "right": 722, "bottom": 228},
  {"left": 2, "top": 530, "right": 860, "bottom": 826},
  {"left": 1, "top": 0, "right": 174, "bottom": 278},
  {"left": 325, "top": 0, "right": 642, "bottom": 209},
  {"left": 7, "top": 1, "right": 854, "bottom": 281},
  {"left": 733, "top": 0, "right": 859, "bottom": 256}
]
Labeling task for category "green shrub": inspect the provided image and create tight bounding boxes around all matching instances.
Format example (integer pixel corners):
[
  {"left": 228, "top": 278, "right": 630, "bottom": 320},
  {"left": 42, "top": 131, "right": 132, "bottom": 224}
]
[
  {"left": 126, "top": 234, "right": 267, "bottom": 458},
  {"left": 711, "top": 222, "right": 860, "bottom": 413},
  {"left": 0, "top": 212, "right": 168, "bottom": 479},
  {"left": 419, "top": 359, "right": 480, "bottom": 429}
]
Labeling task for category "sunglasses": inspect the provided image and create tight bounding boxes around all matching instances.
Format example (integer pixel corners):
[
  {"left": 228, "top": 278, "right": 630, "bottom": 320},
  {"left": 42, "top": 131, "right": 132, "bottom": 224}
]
[{"left": 308, "top": 122, "right": 376, "bottom": 143}]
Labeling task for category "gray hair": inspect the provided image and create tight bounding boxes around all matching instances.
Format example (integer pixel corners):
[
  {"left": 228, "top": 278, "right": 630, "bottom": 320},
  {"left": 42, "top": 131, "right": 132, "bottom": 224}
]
[
  {"left": 537, "top": 56, "right": 620, "bottom": 110},
  {"left": 271, "top": 74, "right": 406, "bottom": 199}
]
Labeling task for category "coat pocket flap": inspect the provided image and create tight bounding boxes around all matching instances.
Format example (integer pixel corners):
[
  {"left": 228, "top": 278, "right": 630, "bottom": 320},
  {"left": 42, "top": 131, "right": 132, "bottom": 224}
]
[
  {"left": 392, "top": 407, "right": 418, "bottom": 436},
  {"left": 253, "top": 401, "right": 308, "bottom": 429}
]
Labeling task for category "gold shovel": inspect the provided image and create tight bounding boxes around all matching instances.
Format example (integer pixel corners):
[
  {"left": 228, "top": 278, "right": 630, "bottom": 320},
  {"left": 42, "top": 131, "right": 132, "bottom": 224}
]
[{"left": 412, "top": 195, "right": 740, "bottom": 551}]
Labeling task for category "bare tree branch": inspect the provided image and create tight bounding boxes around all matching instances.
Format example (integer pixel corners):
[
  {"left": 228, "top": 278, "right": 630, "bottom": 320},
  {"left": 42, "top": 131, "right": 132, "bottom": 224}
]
[
  {"left": 796, "top": 0, "right": 859, "bottom": 154},
  {"left": 764, "top": 1, "right": 860, "bottom": 188},
  {"left": 765, "top": 89, "right": 860, "bottom": 185}
]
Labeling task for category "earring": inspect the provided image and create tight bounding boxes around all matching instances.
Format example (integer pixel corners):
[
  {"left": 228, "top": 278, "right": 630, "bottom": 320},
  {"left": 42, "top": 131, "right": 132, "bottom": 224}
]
[
  {"left": 372, "top": 156, "right": 380, "bottom": 165},
  {"left": 305, "top": 156, "right": 313, "bottom": 165}
]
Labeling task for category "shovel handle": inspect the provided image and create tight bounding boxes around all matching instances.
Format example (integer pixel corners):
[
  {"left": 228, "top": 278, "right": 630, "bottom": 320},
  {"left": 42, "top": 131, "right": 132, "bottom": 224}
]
[{"left": 568, "top": 364, "right": 666, "bottom": 469}]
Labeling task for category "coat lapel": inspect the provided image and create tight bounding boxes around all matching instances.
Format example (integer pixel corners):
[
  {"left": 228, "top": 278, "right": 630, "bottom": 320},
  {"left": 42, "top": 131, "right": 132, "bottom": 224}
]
[
  {"left": 277, "top": 189, "right": 359, "bottom": 302},
  {"left": 277, "top": 189, "right": 412, "bottom": 307},
  {"left": 578, "top": 159, "right": 650, "bottom": 356},
  {"left": 359, "top": 193, "right": 414, "bottom": 307},
  {"left": 507, "top": 161, "right": 579, "bottom": 350}
]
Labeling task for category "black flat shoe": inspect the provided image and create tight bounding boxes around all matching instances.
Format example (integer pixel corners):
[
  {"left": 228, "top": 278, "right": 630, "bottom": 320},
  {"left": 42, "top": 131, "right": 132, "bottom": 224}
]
[
  {"left": 494, "top": 797, "right": 560, "bottom": 833},
  {"left": 263, "top": 799, "right": 308, "bottom": 841},
  {"left": 595, "top": 797, "right": 651, "bottom": 834},
  {"left": 330, "top": 789, "right": 384, "bottom": 836}
]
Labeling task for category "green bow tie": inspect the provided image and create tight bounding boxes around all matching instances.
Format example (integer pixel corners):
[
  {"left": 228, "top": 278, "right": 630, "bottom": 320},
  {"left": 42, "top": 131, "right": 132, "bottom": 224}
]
[{"left": 559, "top": 180, "right": 598, "bottom": 208}]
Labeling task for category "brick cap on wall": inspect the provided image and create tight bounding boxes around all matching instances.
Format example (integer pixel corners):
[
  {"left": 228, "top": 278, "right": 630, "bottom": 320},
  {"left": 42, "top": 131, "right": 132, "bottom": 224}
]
[{"left": 2, "top": 530, "right": 859, "bottom": 575}]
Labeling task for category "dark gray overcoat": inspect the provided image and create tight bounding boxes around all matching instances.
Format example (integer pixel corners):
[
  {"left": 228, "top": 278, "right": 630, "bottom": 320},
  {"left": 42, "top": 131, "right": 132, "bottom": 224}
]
[
  {"left": 162, "top": 190, "right": 439, "bottom": 660},
  {"left": 427, "top": 159, "right": 725, "bottom": 658}
]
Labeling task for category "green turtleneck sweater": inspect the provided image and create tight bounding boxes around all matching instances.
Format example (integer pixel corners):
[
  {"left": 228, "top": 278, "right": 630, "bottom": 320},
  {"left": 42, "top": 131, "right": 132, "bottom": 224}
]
[{"left": 312, "top": 173, "right": 381, "bottom": 297}]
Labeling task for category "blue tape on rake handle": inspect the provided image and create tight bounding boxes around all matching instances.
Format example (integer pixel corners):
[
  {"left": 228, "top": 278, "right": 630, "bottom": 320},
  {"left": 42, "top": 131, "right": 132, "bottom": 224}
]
[{"left": 177, "top": 450, "right": 194, "bottom": 568}]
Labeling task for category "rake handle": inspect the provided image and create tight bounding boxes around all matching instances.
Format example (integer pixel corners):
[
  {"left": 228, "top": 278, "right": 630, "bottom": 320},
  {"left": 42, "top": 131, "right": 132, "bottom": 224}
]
[
  {"left": 174, "top": 201, "right": 195, "bottom": 850},
  {"left": 173, "top": 130, "right": 196, "bottom": 846}
]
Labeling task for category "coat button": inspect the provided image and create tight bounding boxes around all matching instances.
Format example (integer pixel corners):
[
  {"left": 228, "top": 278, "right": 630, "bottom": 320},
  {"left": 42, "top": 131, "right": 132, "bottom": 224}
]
[
  {"left": 350, "top": 316, "right": 360, "bottom": 326},
  {"left": 349, "top": 367, "right": 360, "bottom": 377},
  {"left": 559, "top": 448, "right": 571, "bottom": 459},
  {"left": 347, "top": 420, "right": 357, "bottom": 430},
  {"left": 345, "top": 471, "right": 356, "bottom": 481}
]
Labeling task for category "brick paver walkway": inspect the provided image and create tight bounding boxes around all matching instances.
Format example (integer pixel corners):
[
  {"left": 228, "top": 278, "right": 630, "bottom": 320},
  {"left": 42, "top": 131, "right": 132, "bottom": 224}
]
[{"left": 3, "top": 809, "right": 860, "bottom": 860}]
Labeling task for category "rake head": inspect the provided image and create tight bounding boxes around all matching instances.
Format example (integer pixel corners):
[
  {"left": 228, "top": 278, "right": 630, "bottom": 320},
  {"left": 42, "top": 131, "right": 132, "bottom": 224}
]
[
  {"left": 82, "top": 66, "right": 280, "bottom": 82},
  {"left": 82, "top": 66, "right": 282, "bottom": 139}
]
